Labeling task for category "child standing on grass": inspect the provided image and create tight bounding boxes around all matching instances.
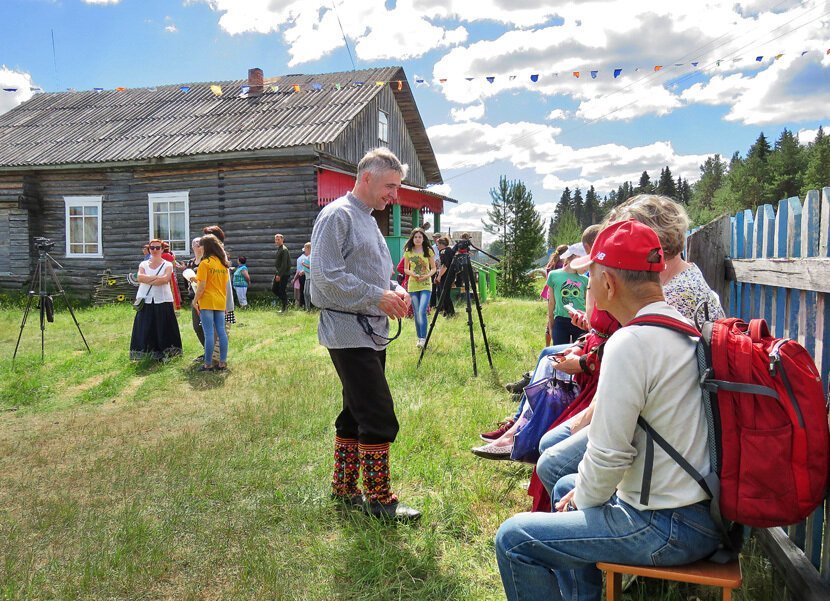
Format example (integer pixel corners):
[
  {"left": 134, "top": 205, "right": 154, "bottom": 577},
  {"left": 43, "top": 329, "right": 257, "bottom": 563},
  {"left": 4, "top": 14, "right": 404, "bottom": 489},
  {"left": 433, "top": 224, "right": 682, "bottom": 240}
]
[
  {"left": 232, "top": 256, "right": 250, "bottom": 308},
  {"left": 193, "top": 234, "right": 229, "bottom": 372}
]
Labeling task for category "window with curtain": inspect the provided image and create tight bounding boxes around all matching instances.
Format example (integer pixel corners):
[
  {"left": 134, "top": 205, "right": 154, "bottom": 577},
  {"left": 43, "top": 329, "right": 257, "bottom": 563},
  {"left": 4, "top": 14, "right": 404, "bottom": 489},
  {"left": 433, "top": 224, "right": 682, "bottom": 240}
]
[
  {"left": 64, "top": 196, "right": 102, "bottom": 257},
  {"left": 148, "top": 191, "right": 190, "bottom": 255}
]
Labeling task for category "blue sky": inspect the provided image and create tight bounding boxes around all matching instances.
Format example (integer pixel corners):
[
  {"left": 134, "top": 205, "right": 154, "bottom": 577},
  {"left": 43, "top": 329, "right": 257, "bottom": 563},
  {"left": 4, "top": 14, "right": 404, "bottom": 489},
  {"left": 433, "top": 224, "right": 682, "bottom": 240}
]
[{"left": 2, "top": 0, "right": 829, "bottom": 238}]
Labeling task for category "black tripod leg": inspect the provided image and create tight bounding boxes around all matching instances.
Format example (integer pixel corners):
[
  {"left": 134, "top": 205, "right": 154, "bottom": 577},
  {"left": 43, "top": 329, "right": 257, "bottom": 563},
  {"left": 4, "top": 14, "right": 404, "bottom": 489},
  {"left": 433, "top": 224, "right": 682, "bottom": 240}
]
[
  {"left": 418, "top": 260, "right": 456, "bottom": 368},
  {"left": 12, "top": 263, "right": 40, "bottom": 362},
  {"left": 466, "top": 263, "right": 493, "bottom": 368},
  {"left": 46, "top": 260, "right": 91, "bottom": 352},
  {"left": 460, "top": 262, "right": 478, "bottom": 377}
]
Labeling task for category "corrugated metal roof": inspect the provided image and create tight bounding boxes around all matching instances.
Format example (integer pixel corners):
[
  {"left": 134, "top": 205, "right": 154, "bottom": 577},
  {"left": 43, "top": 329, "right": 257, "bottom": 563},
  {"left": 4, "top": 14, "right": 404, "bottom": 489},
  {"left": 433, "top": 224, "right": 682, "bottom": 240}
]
[{"left": 0, "top": 67, "right": 443, "bottom": 183}]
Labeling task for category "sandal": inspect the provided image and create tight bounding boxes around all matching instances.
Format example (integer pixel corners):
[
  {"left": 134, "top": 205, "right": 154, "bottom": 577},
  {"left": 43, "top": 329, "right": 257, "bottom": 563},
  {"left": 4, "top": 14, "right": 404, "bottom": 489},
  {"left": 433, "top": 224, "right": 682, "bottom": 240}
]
[{"left": 198, "top": 365, "right": 214, "bottom": 372}]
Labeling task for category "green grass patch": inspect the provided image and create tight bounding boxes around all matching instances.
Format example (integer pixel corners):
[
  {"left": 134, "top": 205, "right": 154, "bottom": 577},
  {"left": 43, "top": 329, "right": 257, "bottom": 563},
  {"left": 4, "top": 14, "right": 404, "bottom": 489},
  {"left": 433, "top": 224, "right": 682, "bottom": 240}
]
[{"left": 0, "top": 301, "right": 786, "bottom": 599}]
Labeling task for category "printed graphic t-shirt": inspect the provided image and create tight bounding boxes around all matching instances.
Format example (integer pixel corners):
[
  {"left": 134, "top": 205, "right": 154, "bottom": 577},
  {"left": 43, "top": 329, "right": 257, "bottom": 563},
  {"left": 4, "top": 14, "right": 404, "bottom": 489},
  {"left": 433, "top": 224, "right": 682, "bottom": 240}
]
[
  {"left": 404, "top": 249, "right": 433, "bottom": 292},
  {"left": 546, "top": 269, "right": 588, "bottom": 318},
  {"left": 197, "top": 256, "right": 229, "bottom": 310},
  {"left": 232, "top": 264, "right": 249, "bottom": 287}
]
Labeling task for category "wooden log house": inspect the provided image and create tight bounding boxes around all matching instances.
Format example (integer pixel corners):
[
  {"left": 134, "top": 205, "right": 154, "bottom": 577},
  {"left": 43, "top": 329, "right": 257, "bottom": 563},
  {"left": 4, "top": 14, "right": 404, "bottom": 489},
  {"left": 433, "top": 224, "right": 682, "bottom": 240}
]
[{"left": 0, "top": 66, "right": 452, "bottom": 297}]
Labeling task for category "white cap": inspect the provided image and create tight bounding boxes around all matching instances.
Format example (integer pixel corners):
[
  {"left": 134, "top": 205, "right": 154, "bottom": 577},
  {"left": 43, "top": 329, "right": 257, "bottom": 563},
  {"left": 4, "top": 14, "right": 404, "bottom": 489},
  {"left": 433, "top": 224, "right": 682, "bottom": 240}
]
[{"left": 560, "top": 243, "right": 587, "bottom": 260}]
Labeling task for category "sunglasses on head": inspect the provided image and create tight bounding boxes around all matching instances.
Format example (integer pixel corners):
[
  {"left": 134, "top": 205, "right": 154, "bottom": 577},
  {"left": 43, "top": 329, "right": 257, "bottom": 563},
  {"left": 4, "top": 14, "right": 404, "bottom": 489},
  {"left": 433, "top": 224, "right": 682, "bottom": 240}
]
[{"left": 149, "top": 245, "right": 162, "bottom": 250}]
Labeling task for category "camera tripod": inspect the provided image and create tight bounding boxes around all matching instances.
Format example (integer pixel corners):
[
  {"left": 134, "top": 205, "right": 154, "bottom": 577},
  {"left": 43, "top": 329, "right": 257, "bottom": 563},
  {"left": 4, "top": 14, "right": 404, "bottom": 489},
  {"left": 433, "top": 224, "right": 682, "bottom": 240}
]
[
  {"left": 417, "top": 249, "right": 493, "bottom": 376},
  {"left": 13, "top": 245, "right": 91, "bottom": 362}
]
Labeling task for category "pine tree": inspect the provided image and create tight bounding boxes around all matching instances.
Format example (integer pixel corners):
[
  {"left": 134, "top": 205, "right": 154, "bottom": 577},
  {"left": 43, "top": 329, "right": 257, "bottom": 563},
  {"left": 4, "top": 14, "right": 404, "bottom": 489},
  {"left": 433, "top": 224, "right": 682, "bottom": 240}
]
[
  {"left": 679, "top": 178, "right": 692, "bottom": 205},
  {"left": 656, "top": 166, "right": 678, "bottom": 198},
  {"left": 553, "top": 210, "right": 583, "bottom": 248},
  {"left": 743, "top": 133, "right": 772, "bottom": 208},
  {"left": 690, "top": 154, "right": 726, "bottom": 211},
  {"left": 802, "top": 126, "right": 830, "bottom": 195},
  {"left": 636, "top": 171, "right": 653, "bottom": 194},
  {"left": 552, "top": 187, "right": 572, "bottom": 232},
  {"left": 546, "top": 216, "right": 556, "bottom": 249},
  {"left": 482, "top": 176, "right": 544, "bottom": 296},
  {"left": 572, "top": 187, "right": 584, "bottom": 227},
  {"left": 767, "top": 128, "right": 804, "bottom": 201},
  {"left": 583, "top": 186, "right": 600, "bottom": 226}
]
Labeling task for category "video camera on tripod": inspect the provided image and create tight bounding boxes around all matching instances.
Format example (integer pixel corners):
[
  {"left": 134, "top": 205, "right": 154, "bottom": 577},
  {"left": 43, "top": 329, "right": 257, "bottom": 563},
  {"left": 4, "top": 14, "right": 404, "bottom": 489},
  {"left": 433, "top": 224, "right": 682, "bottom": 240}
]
[{"left": 33, "top": 236, "right": 56, "bottom": 253}]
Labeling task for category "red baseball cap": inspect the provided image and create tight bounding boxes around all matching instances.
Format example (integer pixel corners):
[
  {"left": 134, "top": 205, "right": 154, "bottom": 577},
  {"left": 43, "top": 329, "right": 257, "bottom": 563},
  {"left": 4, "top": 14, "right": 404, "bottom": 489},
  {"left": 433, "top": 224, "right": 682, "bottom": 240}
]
[{"left": 570, "top": 219, "right": 665, "bottom": 272}]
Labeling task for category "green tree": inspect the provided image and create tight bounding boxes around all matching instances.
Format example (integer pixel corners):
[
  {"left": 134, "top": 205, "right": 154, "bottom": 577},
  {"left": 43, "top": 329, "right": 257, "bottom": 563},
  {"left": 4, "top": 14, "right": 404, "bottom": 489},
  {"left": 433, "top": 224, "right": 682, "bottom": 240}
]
[
  {"left": 552, "top": 209, "right": 583, "bottom": 248},
  {"left": 572, "top": 187, "right": 584, "bottom": 227},
  {"left": 636, "top": 170, "right": 653, "bottom": 194},
  {"left": 656, "top": 166, "right": 678, "bottom": 198},
  {"left": 583, "top": 186, "right": 600, "bottom": 226},
  {"left": 482, "top": 177, "right": 544, "bottom": 296},
  {"left": 546, "top": 217, "right": 556, "bottom": 249},
  {"left": 802, "top": 126, "right": 830, "bottom": 194},
  {"left": 552, "top": 187, "right": 572, "bottom": 232},
  {"left": 767, "top": 128, "right": 804, "bottom": 201}
]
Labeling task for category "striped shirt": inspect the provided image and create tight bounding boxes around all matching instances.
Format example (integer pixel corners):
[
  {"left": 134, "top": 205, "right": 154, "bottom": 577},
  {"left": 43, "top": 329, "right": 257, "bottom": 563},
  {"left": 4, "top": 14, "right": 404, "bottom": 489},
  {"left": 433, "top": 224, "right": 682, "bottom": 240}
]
[{"left": 310, "top": 192, "right": 399, "bottom": 350}]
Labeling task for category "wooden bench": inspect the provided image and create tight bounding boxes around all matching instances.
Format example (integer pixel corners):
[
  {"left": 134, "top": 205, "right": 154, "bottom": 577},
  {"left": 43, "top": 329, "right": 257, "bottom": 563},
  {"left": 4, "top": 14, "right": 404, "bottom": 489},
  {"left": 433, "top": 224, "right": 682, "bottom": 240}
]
[{"left": 597, "top": 559, "right": 742, "bottom": 601}]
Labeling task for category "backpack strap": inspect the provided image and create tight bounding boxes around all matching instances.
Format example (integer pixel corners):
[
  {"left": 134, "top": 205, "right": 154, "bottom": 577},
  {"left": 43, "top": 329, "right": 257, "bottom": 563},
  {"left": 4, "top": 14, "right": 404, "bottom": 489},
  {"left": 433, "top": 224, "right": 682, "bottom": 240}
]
[{"left": 627, "top": 314, "right": 701, "bottom": 338}]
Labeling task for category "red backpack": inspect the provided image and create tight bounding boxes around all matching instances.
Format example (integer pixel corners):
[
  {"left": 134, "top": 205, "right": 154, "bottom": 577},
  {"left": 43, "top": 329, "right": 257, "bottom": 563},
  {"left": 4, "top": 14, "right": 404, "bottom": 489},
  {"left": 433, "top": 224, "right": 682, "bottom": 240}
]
[{"left": 629, "top": 315, "right": 829, "bottom": 536}]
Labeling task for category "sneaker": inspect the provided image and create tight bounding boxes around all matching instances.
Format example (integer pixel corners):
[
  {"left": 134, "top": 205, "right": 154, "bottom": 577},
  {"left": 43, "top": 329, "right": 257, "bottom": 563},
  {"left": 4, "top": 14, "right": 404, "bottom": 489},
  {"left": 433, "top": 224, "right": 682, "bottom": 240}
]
[
  {"left": 471, "top": 442, "right": 514, "bottom": 460},
  {"left": 416, "top": 338, "right": 426, "bottom": 348},
  {"left": 480, "top": 418, "right": 515, "bottom": 442},
  {"left": 505, "top": 372, "right": 532, "bottom": 393}
]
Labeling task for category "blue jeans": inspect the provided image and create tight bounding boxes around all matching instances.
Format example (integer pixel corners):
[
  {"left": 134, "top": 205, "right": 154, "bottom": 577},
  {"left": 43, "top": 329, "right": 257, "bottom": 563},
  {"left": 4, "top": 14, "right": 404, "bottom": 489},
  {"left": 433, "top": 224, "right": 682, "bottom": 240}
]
[
  {"left": 513, "top": 343, "right": 572, "bottom": 420},
  {"left": 200, "top": 309, "right": 228, "bottom": 364},
  {"left": 537, "top": 424, "right": 589, "bottom": 498},
  {"left": 409, "top": 289, "right": 431, "bottom": 339},
  {"left": 496, "top": 497, "right": 721, "bottom": 601}
]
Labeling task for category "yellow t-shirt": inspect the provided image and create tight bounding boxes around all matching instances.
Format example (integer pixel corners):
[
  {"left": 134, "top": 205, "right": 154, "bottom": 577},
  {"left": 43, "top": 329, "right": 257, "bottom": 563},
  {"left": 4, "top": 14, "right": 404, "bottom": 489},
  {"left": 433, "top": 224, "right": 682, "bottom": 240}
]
[{"left": 196, "top": 256, "right": 229, "bottom": 310}]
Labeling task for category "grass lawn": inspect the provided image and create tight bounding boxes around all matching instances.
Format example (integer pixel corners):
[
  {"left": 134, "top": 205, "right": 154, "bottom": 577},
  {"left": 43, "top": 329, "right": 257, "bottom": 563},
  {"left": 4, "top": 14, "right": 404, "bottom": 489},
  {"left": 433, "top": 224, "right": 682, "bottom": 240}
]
[{"left": 0, "top": 298, "right": 786, "bottom": 600}]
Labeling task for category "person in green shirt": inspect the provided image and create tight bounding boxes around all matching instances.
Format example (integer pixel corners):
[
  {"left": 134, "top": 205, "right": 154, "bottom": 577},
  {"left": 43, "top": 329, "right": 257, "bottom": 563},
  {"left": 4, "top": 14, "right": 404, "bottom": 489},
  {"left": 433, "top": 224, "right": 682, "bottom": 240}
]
[{"left": 546, "top": 244, "right": 589, "bottom": 345}]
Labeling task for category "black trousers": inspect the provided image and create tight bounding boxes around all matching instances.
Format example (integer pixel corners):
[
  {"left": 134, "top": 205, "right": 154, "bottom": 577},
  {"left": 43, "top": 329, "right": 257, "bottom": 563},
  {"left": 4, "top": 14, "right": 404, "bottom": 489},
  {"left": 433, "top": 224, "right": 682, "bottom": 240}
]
[
  {"left": 273, "top": 275, "right": 289, "bottom": 309},
  {"left": 327, "top": 347, "right": 399, "bottom": 444}
]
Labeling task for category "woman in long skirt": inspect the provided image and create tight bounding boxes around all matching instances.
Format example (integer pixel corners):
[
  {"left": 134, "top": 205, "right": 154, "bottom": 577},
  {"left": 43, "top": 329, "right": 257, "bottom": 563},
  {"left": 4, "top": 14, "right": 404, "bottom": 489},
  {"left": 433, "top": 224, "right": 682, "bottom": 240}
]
[{"left": 130, "top": 239, "right": 182, "bottom": 360}]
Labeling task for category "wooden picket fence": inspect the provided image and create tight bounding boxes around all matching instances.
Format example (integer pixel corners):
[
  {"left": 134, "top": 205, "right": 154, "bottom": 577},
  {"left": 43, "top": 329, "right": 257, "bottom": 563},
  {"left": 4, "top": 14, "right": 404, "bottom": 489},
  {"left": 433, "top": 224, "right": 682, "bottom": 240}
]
[{"left": 686, "top": 187, "right": 830, "bottom": 601}]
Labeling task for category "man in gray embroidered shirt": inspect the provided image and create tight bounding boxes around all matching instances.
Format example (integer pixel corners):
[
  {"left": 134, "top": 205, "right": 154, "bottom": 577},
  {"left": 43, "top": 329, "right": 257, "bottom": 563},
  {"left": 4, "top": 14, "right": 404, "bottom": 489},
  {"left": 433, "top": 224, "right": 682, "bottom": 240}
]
[{"left": 310, "top": 148, "right": 420, "bottom": 522}]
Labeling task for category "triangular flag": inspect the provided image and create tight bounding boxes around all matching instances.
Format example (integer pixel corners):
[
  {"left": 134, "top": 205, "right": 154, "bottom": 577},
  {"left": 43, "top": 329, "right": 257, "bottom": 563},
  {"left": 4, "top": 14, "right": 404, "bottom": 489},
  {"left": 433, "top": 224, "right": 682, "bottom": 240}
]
[
  {"left": 375, "top": 81, "right": 384, "bottom": 86},
  {"left": 396, "top": 80, "right": 402, "bottom": 91},
  {"left": 94, "top": 87, "right": 104, "bottom": 93},
  {"left": 438, "top": 78, "right": 447, "bottom": 84},
  {"left": 465, "top": 77, "right": 474, "bottom": 81},
  {"left": 271, "top": 84, "right": 280, "bottom": 92},
  {"left": 180, "top": 86, "right": 190, "bottom": 93},
  {"left": 2, "top": 88, "right": 17, "bottom": 92},
  {"left": 240, "top": 85, "right": 250, "bottom": 95},
  {"left": 691, "top": 62, "right": 699, "bottom": 67},
  {"left": 292, "top": 84, "right": 300, "bottom": 92},
  {"left": 756, "top": 56, "right": 763, "bottom": 62},
  {"left": 653, "top": 65, "right": 663, "bottom": 71},
  {"left": 613, "top": 68, "right": 622, "bottom": 78},
  {"left": 590, "top": 71, "right": 598, "bottom": 79},
  {"left": 311, "top": 83, "right": 322, "bottom": 91},
  {"left": 115, "top": 87, "right": 126, "bottom": 92},
  {"left": 775, "top": 54, "right": 783, "bottom": 60},
  {"left": 509, "top": 75, "right": 516, "bottom": 81},
  {"left": 572, "top": 71, "right": 580, "bottom": 78},
  {"left": 486, "top": 76, "right": 495, "bottom": 84},
  {"left": 354, "top": 81, "right": 364, "bottom": 86},
  {"left": 674, "top": 63, "right": 683, "bottom": 67},
  {"left": 530, "top": 74, "right": 539, "bottom": 82},
  {"left": 210, "top": 85, "right": 223, "bottom": 96},
  {"left": 801, "top": 51, "right": 808, "bottom": 56},
  {"left": 716, "top": 60, "right": 722, "bottom": 66},
  {"left": 334, "top": 83, "right": 341, "bottom": 90}
]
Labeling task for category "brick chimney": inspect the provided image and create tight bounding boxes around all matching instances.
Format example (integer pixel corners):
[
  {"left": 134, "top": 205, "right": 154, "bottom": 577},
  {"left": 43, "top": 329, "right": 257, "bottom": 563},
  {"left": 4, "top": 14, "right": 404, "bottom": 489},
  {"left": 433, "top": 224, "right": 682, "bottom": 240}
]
[{"left": 248, "top": 67, "right": 264, "bottom": 96}]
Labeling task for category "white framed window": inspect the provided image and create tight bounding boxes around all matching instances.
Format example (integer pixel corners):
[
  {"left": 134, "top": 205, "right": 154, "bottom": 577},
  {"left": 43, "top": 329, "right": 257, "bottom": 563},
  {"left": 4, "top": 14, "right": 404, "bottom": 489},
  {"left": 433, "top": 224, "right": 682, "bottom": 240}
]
[
  {"left": 378, "top": 110, "right": 388, "bottom": 144},
  {"left": 149, "top": 191, "right": 190, "bottom": 256},
  {"left": 64, "top": 196, "right": 102, "bottom": 257}
]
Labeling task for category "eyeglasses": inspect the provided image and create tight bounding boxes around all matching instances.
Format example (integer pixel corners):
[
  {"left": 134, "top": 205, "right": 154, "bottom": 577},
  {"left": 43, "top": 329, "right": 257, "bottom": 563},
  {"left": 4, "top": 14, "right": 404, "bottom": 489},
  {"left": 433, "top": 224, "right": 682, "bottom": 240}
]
[{"left": 149, "top": 245, "right": 162, "bottom": 250}]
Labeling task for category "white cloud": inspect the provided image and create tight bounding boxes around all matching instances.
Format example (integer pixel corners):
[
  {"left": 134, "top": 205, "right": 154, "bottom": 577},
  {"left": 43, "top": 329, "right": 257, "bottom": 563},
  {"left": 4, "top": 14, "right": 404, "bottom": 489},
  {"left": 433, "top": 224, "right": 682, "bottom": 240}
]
[
  {"left": 450, "top": 102, "right": 485, "bottom": 122},
  {"left": 797, "top": 126, "right": 827, "bottom": 145},
  {"left": 546, "top": 109, "right": 569, "bottom": 120},
  {"left": 165, "top": 24, "right": 178, "bottom": 33},
  {"left": 83, "top": 0, "right": 121, "bottom": 4},
  {"left": 0, "top": 67, "right": 36, "bottom": 116},
  {"left": 430, "top": 120, "right": 709, "bottom": 198},
  {"left": 431, "top": 1, "right": 828, "bottom": 123}
]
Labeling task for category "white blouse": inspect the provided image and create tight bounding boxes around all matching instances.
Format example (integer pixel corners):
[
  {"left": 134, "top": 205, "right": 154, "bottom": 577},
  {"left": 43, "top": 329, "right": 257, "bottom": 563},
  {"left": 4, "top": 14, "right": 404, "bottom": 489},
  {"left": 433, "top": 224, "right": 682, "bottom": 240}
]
[{"left": 136, "top": 259, "right": 174, "bottom": 304}]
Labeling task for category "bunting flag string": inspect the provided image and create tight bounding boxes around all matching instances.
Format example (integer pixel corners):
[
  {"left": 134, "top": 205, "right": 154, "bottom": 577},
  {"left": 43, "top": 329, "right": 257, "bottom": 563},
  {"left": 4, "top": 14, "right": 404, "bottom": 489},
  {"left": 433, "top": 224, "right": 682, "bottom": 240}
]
[{"left": 3, "top": 47, "right": 827, "bottom": 95}]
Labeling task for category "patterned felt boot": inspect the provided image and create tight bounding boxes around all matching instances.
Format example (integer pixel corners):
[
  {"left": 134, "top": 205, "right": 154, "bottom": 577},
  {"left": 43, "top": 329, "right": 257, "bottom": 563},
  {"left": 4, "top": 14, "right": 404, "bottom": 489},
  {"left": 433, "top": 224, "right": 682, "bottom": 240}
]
[
  {"left": 331, "top": 436, "right": 362, "bottom": 507},
  {"left": 359, "top": 442, "right": 420, "bottom": 522}
]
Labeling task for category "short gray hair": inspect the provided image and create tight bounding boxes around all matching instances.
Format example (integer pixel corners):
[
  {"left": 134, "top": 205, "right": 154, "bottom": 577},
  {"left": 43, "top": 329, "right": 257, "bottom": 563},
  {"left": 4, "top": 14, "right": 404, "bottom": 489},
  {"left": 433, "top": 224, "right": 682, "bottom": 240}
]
[
  {"left": 357, "top": 147, "right": 409, "bottom": 180},
  {"left": 596, "top": 264, "right": 660, "bottom": 288}
]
